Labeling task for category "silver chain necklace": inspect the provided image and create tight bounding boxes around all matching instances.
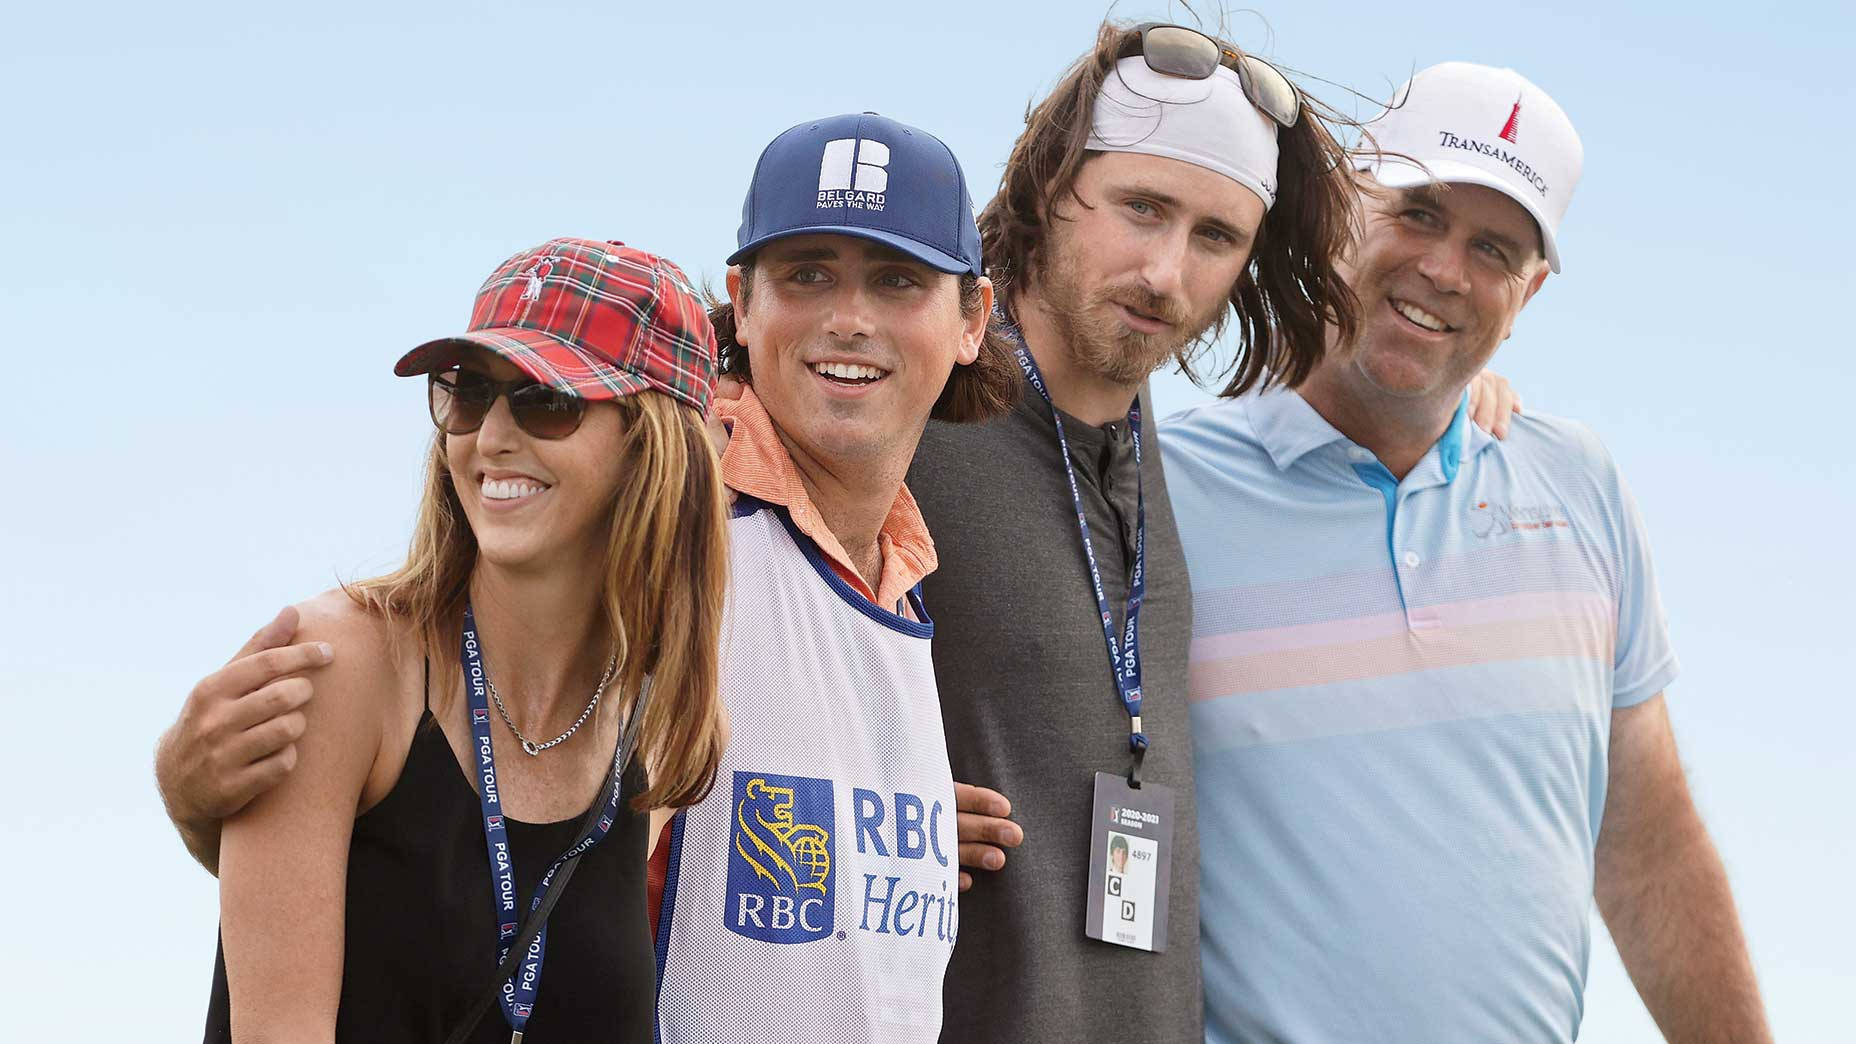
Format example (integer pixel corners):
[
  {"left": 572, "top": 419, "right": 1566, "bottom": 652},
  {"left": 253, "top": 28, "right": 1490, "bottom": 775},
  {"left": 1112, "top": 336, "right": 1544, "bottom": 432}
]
[{"left": 486, "top": 652, "right": 618, "bottom": 756}]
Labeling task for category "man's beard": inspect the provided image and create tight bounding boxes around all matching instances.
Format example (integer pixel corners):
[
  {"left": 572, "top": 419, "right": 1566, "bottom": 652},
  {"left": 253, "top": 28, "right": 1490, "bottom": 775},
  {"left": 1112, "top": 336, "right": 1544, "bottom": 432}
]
[{"left": 1037, "top": 241, "right": 1223, "bottom": 386}]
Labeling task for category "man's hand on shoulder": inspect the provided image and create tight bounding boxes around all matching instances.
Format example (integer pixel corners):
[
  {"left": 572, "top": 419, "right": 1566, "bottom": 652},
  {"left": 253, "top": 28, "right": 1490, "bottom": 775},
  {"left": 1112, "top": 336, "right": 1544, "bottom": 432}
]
[
  {"left": 955, "top": 781, "right": 1023, "bottom": 892},
  {"left": 1467, "top": 369, "right": 1524, "bottom": 440},
  {"left": 154, "top": 605, "right": 332, "bottom": 874}
]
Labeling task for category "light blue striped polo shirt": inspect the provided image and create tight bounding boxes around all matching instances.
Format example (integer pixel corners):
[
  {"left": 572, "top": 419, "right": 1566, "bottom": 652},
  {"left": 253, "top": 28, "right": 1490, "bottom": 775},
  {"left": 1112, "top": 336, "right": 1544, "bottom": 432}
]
[{"left": 1159, "top": 388, "right": 1677, "bottom": 1044}]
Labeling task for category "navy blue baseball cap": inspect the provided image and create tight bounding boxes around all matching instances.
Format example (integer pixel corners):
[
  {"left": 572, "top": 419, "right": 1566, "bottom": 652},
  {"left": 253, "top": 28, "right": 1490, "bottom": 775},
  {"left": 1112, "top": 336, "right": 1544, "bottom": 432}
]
[{"left": 729, "top": 112, "right": 984, "bottom": 277}]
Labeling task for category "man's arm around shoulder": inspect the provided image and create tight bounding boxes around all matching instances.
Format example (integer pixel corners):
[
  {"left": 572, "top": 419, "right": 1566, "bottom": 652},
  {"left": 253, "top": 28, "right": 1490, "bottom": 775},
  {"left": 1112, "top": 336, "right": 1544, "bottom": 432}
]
[
  {"left": 154, "top": 605, "right": 332, "bottom": 874},
  {"left": 218, "top": 592, "right": 390, "bottom": 1041}
]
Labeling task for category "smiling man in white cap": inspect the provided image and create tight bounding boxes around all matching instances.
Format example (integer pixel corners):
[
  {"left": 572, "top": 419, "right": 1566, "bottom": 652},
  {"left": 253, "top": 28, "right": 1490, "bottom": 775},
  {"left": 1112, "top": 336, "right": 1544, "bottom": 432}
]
[{"left": 1160, "top": 62, "right": 1773, "bottom": 1042}]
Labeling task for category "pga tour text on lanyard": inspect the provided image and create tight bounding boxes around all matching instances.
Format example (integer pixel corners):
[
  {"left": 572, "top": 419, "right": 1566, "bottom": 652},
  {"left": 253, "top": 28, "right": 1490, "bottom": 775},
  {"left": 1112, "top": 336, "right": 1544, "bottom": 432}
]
[
  {"left": 1006, "top": 326, "right": 1151, "bottom": 781},
  {"left": 461, "top": 603, "right": 629, "bottom": 1042}
]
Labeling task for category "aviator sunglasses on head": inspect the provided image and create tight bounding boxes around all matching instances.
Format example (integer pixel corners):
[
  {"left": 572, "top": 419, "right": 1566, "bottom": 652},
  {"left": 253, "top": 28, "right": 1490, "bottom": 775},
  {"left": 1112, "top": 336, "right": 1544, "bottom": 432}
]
[
  {"left": 428, "top": 367, "right": 587, "bottom": 440},
  {"left": 1121, "top": 23, "right": 1301, "bottom": 128}
]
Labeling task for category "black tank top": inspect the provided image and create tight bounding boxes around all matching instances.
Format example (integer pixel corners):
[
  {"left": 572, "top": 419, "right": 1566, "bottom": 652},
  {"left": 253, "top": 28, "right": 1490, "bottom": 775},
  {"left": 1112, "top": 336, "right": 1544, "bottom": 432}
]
[{"left": 204, "top": 699, "right": 655, "bottom": 1042}]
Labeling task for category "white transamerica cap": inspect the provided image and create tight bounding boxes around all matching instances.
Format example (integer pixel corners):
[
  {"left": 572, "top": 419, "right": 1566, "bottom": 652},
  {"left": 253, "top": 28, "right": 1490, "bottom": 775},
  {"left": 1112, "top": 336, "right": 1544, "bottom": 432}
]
[{"left": 1360, "top": 62, "right": 1583, "bottom": 272}]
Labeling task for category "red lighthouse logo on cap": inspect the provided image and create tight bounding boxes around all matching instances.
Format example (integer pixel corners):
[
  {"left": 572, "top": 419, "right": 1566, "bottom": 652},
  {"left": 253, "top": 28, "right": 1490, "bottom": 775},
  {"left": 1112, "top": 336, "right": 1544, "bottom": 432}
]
[{"left": 1498, "top": 96, "right": 1522, "bottom": 144}]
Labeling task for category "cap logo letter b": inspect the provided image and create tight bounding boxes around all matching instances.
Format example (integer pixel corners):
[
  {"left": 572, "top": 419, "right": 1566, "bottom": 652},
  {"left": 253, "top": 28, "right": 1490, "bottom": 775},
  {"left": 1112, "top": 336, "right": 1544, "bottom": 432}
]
[{"left": 819, "top": 138, "right": 889, "bottom": 193}]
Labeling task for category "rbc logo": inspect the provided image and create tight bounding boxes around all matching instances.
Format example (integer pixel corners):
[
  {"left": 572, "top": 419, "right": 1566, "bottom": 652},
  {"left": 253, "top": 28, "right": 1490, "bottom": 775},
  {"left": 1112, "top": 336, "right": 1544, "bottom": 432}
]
[{"left": 725, "top": 771, "right": 834, "bottom": 943}]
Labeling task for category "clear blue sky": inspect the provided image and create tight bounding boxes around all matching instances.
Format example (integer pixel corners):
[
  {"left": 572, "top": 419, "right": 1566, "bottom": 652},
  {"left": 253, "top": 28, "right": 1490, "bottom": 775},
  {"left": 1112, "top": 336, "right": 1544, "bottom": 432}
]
[{"left": 4, "top": 1, "right": 1850, "bottom": 1038}]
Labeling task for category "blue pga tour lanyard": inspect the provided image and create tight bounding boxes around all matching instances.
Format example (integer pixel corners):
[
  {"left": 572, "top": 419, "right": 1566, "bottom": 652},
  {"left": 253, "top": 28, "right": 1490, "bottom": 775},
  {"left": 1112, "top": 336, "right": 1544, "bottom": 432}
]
[
  {"left": 461, "top": 603, "right": 629, "bottom": 1041},
  {"left": 1006, "top": 324, "right": 1151, "bottom": 780}
]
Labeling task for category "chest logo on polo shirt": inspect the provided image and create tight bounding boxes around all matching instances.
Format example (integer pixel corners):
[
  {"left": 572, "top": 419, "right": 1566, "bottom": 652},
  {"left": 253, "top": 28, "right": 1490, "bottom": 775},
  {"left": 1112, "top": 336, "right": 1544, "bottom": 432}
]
[
  {"left": 726, "top": 771, "right": 835, "bottom": 943},
  {"left": 1469, "top": 499, "right": 1572, "bottom": 538}
]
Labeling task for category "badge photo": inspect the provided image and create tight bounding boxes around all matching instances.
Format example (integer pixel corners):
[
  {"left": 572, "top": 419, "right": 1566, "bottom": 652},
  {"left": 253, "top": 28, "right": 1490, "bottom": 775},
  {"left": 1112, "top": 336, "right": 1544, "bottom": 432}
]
[{"left": 1085, "top": 771, "right": 1174, "bottom": 953}]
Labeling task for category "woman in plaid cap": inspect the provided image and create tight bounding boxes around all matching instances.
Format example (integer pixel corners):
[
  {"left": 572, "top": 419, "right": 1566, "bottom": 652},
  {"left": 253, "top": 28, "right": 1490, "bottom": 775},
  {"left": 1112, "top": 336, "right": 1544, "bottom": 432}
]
[{"left": 198, "top": 237, "right": 730, "bottom": 1042}]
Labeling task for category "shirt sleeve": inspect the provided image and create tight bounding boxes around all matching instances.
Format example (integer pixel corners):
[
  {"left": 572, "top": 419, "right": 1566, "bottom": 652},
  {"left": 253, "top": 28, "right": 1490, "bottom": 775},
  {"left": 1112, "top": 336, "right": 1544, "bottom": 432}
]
[{"left": 1608, "top": 464, "right": 1679, "bottom": 708}]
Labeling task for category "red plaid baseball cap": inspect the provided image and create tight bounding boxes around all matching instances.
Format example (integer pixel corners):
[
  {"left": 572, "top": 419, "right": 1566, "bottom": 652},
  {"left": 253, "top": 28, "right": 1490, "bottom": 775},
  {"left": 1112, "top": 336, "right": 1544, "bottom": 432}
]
[{"left": 393, "top": 237, "right": 716, "bottom": 413}]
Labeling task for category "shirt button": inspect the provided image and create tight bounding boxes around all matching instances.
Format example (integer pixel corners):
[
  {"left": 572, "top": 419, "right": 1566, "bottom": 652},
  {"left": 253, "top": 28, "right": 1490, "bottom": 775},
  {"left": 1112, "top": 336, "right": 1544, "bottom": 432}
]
[
  {"left": 1402, "top": 551, "right": 1421, "bottom": 569},
  {"left": 1348, "top": 447, "right": 1373, "bottom": 462}
]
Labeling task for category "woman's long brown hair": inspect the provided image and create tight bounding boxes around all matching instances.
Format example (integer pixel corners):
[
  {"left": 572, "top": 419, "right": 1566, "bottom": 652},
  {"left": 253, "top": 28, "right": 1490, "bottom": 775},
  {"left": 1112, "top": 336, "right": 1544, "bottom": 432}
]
[{"left": 347, "top": 390, "right": 729, "bottom": 811}]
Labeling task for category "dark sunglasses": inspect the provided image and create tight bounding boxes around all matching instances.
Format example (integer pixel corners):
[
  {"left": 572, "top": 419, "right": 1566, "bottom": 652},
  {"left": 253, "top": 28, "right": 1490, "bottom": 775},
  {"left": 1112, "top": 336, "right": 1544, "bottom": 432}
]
[
  {"left": 1122, "top": 23, "right": 1300, "bottom": 128},
  {"left": 428, "top": 368, "right": 587, "bottom": 440}
]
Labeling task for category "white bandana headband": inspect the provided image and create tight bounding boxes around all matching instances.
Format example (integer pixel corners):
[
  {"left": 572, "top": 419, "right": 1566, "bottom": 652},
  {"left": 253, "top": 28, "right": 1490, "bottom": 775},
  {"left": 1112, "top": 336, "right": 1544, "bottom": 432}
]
[{"left": 1086, "top": 56, "right": 1280, "bottom": 209}]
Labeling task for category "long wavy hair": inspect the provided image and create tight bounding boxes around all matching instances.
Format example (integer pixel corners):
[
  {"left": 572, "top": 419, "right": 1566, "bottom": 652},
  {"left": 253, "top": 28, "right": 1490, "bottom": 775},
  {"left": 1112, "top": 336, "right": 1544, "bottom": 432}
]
[
  {"left": 347, "top": 389, "right": 729, "bottom": 811},
  {"left": 978, "top": 19, "right": 1362, "bottom": 396}
]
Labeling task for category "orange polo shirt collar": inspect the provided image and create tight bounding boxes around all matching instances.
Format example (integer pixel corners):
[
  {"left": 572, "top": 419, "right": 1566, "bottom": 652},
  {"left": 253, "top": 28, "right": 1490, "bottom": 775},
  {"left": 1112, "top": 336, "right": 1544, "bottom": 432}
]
[{"left": 712, "top": 386, "right": 937, "bottom": 609}]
